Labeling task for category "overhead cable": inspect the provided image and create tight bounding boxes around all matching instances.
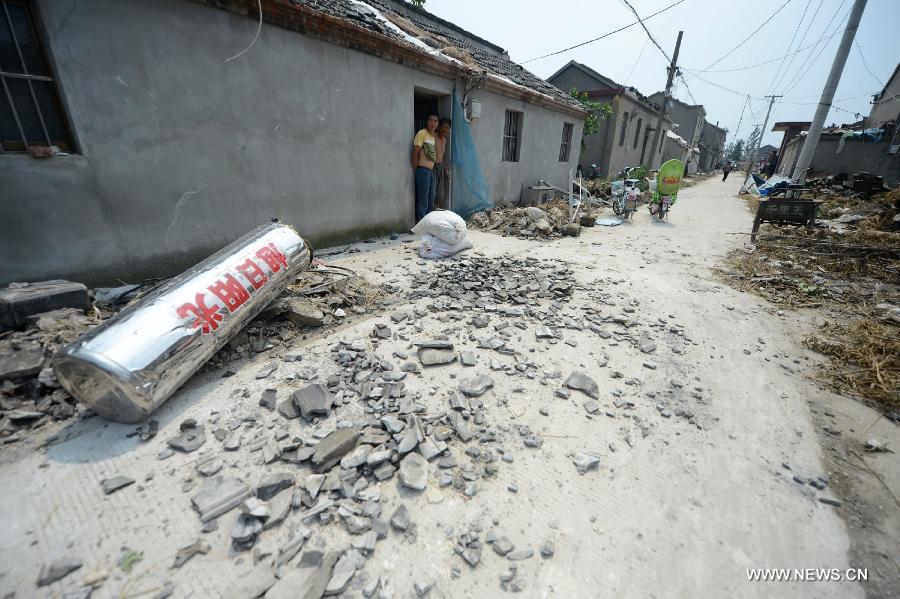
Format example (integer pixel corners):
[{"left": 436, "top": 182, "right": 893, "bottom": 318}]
[{"left": 520, "top": 0, "right": 686, "bottom": 64}]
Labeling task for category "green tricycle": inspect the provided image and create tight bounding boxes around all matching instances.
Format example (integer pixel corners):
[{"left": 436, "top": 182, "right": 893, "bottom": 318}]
[{"left": 648, "top": 159, "right": 685, "bottom": 221}]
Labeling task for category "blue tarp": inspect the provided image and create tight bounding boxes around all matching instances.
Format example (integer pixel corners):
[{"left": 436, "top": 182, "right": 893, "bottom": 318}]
[{"left": 450, "top": 89, "right": 492, "bottom": 218}]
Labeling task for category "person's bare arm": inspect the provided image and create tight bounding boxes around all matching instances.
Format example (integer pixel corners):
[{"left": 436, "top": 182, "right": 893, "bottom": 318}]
[{"left": 412, "top": 145, "right": 420, "bottom": 169}]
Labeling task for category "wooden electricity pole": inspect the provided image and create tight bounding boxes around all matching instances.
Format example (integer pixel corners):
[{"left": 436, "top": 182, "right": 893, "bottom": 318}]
[{"left": 649, "top": 30, "right": 683, "bottom": 169}]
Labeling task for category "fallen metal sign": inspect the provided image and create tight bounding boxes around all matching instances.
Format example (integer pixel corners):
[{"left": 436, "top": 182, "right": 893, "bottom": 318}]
[
  {"left": 54, "top": 223, "right": 313, "bottom": 423},
  {"left": 751, "top": 199, "right": 821, "bottom": 242}
]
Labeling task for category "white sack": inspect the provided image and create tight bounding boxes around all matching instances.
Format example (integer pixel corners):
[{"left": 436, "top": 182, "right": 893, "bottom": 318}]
[
  {"left": 417, "top": 233, "right": 473, "bottom": 260},
  {"left": 411, "top": 210, "right": 467, "bottom": 245}
]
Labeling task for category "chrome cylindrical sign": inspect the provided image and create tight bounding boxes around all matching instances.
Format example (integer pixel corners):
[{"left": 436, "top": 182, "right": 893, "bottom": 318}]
[{"left": 54, "top": 223, "right": 312, "bottom": 423}]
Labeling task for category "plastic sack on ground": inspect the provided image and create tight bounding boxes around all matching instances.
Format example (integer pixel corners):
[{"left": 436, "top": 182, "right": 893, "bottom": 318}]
[
  {"left": 758, "top": 174, "right": 791, "bottom": 196},
  {"left": 450, "top": 89, "right": 492, "bottom": 218},
  {"left": 411, "top": 210, "right": 467, "bottom": 245},
  {"left": 417, "top": 233, "right": 473, "bottom": 259}
]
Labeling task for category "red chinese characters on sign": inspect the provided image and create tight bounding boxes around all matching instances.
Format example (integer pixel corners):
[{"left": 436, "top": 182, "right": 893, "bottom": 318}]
[
  {"left": 176, "top": 240, "right": 291, "bottom": 335},
  {"left": 208, "top": 274, "right": 251, "bottom": 313},
  {"left": 236, "top": 258, "right": 268, "bottom": 290},
  {"left": 255, "top": 243, "right": 288, "bottom": 273},
  {"left": 177, "top": 292, "right": 224, "bottom": 334}
]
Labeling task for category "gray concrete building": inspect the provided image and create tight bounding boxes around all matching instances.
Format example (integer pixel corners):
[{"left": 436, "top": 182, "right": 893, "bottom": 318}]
[
  {"left": 869, "top": 63, "right": 900, "bottom": 127},
  {"left": 0, "top": 0, "right": 584, "bottom": 285},
  {"left": 647, "top": 93, "right": 706, "bottom": 174},
  {"left": 547, "top": 61, "right": 671, "bottom": 177},
  {"left": 698, "top": 122, "right": 727, "bottom": 172}
]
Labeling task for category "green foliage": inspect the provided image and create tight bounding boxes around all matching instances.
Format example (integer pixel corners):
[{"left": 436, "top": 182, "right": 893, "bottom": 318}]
[
  {"left": 570, "top": 88, "right": 612, "bottom": 136},
  {"left": 725, "top": 139, "right": 745, "bottom": 162}
]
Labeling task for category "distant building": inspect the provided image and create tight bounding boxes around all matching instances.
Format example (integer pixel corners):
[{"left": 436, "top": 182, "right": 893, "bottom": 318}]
[
  {"left": 646, "top": 93, "right": 706, "bottom": 174},
  {"left": 698, "top": 122, "right": 727, "bottom": 172},
  {"left": 547, "top": 61, "right": 671, "bottom": 177},
  {"left": 870, "top": 63, "right": 900, "bottom": 127}
]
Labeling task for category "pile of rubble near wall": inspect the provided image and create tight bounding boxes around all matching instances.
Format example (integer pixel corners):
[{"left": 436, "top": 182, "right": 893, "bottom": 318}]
[
  {"left": 467, "top": 199, "right": 587, "bottom": 239},
  {"left": 0, "top": 270, "right": 387, "bottom": 446}
]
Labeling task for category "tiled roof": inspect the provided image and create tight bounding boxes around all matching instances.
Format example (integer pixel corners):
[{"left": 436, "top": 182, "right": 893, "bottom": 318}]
[{"left": 291, "top": 0, "right": 582, "bottom": 110}]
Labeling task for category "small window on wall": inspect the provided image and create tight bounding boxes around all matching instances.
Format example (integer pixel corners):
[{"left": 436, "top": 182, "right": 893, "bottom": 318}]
[
  {"left": 618, "top": 112, "right": 628, "bottom": 146},
  {"left": 502, "top": 110, "right": 523, "bottom": 162},
  {"left": 660, "top": 130, "right": 666, "bottom": 152},
  {"left": 0, "top": 0, "right": 75, "bottom": 152},
  {"left": 633, "top": 118, "right": 642, "bottom": 149},
  {"left": 558, "top": 122, "right": 573, "bottom": 162}
]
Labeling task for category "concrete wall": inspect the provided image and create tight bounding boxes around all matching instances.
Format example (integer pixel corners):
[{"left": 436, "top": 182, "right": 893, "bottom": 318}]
[
  {"left": 548, "top": 66, "right": 669, "bottom": 177},
  {"left": 461, "top": 88, "right": 583, "bottom": 205},
  {"left": 603, "top": 96, "right": 668, "bottom": 175},
  {"left": 778, "top": 134, "right": 900, "bottom": 185},
  {"left": 0, "top": 0, "right": 581, "bottom": 285},
  {"left": 698, "top": 123, "right": 726, "bottom": 171}
]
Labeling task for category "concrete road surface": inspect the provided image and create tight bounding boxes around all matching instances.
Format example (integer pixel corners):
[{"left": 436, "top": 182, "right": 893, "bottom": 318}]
[{"left": 1, "top": 176, "right": 885, "bottom": 598}]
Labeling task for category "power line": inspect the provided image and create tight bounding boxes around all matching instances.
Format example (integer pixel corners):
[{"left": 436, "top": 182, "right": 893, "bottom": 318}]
[
  {"left": 688, "top": 71, "right": 765, "bottom": 99},
  {"left": 520, "top": 0, "right": 686, "bottom": 64},
  {"left": 766, "top": 0, "right": 815, "bottom": 95},
  {"left": 619, "top": 0, "right": 671, "bottom": 62},
  {"left": 695, "top": 0, "right": 794, "bottom": 73},
  {"left": 623, "top": 37, "right": 650, "bottom": 87},
  {"left": 769, "top": 0, "right": 825, "bottom": 92},
  {"left": 730, "top": 95, "right": 750, "bottom": 142},
  {"left": 854, "top": 40, "right": 884, "bottom": 87},
  {"left": 680, "top": 30, "right": 842, "bottom": 74},
  {"left": 782, "top": 1, "right": 850, "bottom": 94}
]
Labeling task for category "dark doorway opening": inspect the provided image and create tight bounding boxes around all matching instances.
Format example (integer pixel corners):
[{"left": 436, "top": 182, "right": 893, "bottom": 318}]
[
  {"left": 412, "top": 89, "right": 452, "bottom": 213},
  {"left": 413, "top": 95, "right": 439, "bottom": 134}
]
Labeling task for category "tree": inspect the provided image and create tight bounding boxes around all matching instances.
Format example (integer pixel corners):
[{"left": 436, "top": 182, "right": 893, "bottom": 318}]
[
  {"left": 725, "top": 139, "right": 745, "bottom": 162},
  {"left": 570, "top": 88, "right": 613, "bottom": 137}
]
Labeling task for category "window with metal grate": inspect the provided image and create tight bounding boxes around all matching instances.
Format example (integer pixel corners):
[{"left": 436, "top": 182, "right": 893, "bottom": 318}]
[
  {"left": 502, "top": 110, "right": 523, "bottom": 162},
  {"left": 558, "top": 122, "right": 573, "bottom": 162},
  {"left": 0, "top": 0, "right": 74, "bottom": 152}
]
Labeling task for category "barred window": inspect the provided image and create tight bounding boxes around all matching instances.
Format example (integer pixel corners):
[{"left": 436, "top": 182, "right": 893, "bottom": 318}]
[
  {"left": 502, "top": 110, "right": 522, "bottom": 162},
  {"left": 0, "top": 0, "right": 74, "bottom": 152},
  {"left": 633, "top": 117, "right": 642, "bottom": 149},
  {"left": 558, "top": 122, "right": 573, "bottom": 162}
]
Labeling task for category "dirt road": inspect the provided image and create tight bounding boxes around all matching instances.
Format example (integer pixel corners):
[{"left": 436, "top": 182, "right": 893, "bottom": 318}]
[{"left": 1, "top": 176, "right": 892, "bottom": 598}]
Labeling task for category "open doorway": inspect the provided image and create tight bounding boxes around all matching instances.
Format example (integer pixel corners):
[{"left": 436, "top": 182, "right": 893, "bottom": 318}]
[{"left": 413, "top": 88, "right": 452, "bottom": 212}]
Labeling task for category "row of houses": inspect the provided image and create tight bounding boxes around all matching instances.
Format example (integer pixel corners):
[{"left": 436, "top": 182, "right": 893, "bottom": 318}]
[
  {"left": 547, "top": 61, "right": 727, "bottom": 178},
  {"left": 773, "top": 63, "right": 900, "bottom": 186},
  {"left": 0, "top": 0, "right": 719, "bottom": 286}
]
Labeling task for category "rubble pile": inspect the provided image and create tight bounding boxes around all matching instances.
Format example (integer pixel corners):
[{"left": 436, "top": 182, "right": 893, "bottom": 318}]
[
  {"left": 719, "top": 190, "right": 899, "bottom": 412},
  {"left": 467, "top": 199, "right": 586, "bottom": 239},
  {"left": 25, "top": 252, "right": 717, "bottom": 596},
  {"left": 0, "top": 307, "right": 96, "bottom": 440},
  {"left": 807, "top": 171, "right": 890, "bottom": 202},
  {"left": 0, "top": 269, "right": 389, "bottom": 445}
]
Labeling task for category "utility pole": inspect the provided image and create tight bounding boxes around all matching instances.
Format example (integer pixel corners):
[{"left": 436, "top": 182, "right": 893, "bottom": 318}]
[
  {"left": 791, "top": 0, "right": 868, "bottom": 182},
  {"left": 650, "top": 30, "right": 682, "bottom": 169},
  {"left": 743, "top": 94, "right": 780, "bottom": 189}
]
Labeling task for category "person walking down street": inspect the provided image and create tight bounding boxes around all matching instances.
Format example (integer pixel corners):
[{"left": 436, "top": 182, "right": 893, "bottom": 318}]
[
  {"left": 722, "top": 161, "right": 732, "bottom": 181},
  {"left": 412, "top": 114, "right": 439, "bottom": 222},
  {"left": 434, "top": 118, "right": 452, "bottom": 210}
]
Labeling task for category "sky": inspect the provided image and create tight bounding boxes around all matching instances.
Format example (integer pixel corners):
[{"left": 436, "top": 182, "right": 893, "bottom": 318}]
[{"left": 424, "top": 0, "right": 900, "bottom": 148}]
